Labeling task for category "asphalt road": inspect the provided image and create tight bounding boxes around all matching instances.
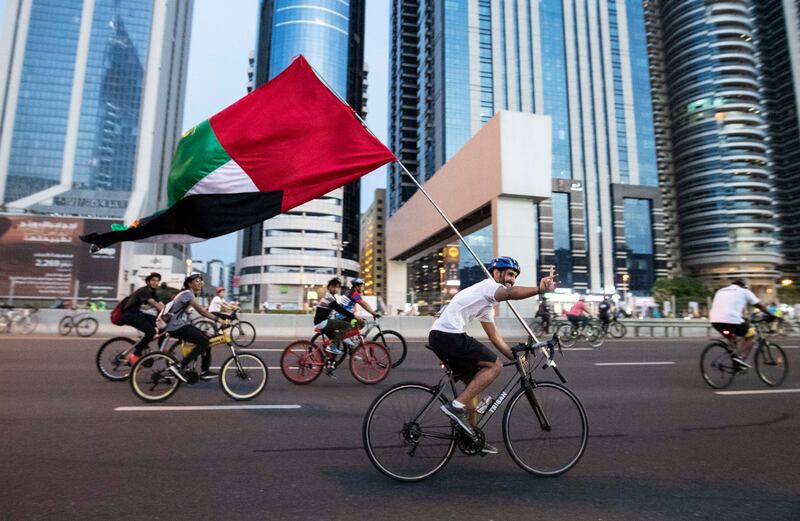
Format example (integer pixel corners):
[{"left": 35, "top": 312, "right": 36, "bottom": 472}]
[{"left": 1, "top": 334, "right": 799, "bottom": 521}]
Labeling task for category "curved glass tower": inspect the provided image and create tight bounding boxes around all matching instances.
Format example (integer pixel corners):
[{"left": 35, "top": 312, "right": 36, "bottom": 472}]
[
  {"left": 239, "top": 0, "right": 365, "bottom": 310},
  {"left": 661, "top": 0, "right": 781, "bottom": 290}
]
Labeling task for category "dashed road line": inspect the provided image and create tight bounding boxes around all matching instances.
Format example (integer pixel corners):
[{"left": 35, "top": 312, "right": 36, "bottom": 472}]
[
  {"left": 594, "top": 361, "right": 676, "bottom": 366},
  {"left": 115, "top": 405, "right": 301, "bottom": 412},
  {"left": 714, "top": 389, "right": 800, "bottom": 396}
]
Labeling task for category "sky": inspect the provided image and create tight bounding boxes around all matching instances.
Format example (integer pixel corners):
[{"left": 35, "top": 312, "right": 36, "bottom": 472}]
[{"left": 185, "top": 0, "right": 391, "bottom": 265}]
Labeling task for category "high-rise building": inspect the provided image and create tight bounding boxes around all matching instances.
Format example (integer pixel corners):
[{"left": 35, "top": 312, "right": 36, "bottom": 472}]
[
  {"left": 360, "top": 188, "right": 386, "bottom": 303},
  {"left": 0, "top": 0, "right": 193, "bottom": 222},
  {"left": 238, "top": 0, "right": 366, "bottom": 310},
  {"left": 654, "top": 0, "right": 791, "bottom": 292},
  {"left": 387, "top": 0, "right": 668, "bottom": 295}
]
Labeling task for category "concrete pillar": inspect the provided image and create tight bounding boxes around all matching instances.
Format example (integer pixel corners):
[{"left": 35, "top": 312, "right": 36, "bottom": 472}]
[
  {"left": 492, "top": 195, "right": 538, "bottom": 318},
  {"left": 386, "top": 260, "right": 408, "bottom": 315}
]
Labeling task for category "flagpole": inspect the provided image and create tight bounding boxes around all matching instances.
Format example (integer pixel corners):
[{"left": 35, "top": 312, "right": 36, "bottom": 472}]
[{"left": 308, "top": 60, "right": 541, "bottom": 344}]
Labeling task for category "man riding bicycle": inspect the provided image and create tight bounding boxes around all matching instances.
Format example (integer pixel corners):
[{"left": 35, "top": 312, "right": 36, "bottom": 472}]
[
  {"left": 336, "top": 277, "right": 379, "bottom": 321},
  {"left": 566, "top": 295, "right": 591, "bottom": 328},
  {"left": 120, "top": 272, "right": 165, "bottom": 364},
  {"left": 313, "top": 278, "right": 364, "bottom": 356},
  {"left": 429, "top": 256, "right": 556, "bottom": 455},
  {"left": 709, "top": 278, "right": 776, "bottom": 370}
]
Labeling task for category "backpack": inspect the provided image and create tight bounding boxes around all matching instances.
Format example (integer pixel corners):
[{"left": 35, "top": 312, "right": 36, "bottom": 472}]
[
  {"left": 156, "top": 290, "right": 193, "bottom": 330},
  {"left": 110, "top": 296, "right": 131, "bottom": 326}
]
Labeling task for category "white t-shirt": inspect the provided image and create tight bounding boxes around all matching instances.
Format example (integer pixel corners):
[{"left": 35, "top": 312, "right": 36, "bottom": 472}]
[
  {"left": 209, "top": 295, "right": 224, "bottom": 313},
  {"left": 709, "top": 284, "right": 759, "bottom": 324},
  {"left": 432, "top": 278, "right": 503, "bottom": 334}
]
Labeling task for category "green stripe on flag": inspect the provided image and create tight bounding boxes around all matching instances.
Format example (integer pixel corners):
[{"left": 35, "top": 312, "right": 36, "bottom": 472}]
[{"left": 168, "top": 120, "right": 232, "bottom": 206}]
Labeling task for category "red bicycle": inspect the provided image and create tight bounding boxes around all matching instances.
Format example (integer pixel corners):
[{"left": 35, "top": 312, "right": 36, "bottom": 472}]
[{"left": 280, "top": 326, "right": 391, "bottom": 385}]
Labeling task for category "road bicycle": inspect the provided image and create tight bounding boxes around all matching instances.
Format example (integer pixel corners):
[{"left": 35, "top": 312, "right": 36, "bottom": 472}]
[
  {"left": 363, "top": 335, "right": 588, "bottom": 482},
  {"left": 556, "top": 319, "right": 604, "bottom": 348},
  {"left": 96, "top": 329, "right": 176, "bottom": 381},
  {"left": 0, "top": 304, "right": 38, "bottom": 334},
  {"left": 58, "top": 311, "right": 99, "bottom": 337},
  {"left": 130, "top": 322, "right": 267, "bottom": 402},
  {"left": 700, "top": 320, "right": 788, "bottom": 389},
  {"left": 192, "top": 309, "right": 256, "bottom": 347},
  {"left": 530, "top": 315, "right": 558, "bottom": 337},
  {"left": 282, "top": 325, "right": 391, "bottom": 385},
  {"left": 310, "top": 315, "right": 407, "bottom": 368},
  {"left": 597, "top": 316, "right": 626, "bottom": 338}
]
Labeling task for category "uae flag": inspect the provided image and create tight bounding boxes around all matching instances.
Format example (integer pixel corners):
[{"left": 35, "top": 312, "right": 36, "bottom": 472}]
[{"left": 81, "top": 55, "right": 396, "bottom": 249}]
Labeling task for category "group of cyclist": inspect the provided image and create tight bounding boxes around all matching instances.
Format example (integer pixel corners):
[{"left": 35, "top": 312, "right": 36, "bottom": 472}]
[{"left": 535, "top": 294, "right": 617, "bottom": 333}]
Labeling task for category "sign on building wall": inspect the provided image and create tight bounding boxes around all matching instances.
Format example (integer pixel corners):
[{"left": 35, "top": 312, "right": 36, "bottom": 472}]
[{"left": 0, "top": 215, "right": 121, "bottom": 299}]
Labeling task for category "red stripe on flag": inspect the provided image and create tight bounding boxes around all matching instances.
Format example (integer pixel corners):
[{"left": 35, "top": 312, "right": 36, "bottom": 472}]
[{"left": 208, "top": 55, "right": 395, "bottom": 212}]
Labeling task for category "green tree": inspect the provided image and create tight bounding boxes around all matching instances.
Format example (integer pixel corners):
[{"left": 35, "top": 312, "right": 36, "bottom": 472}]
[
  {"left": 778, "top": 284, "right": 799, "bottom": 304},
  {"left": 652, "top": 277, "right": 712, "bottom": 315}
]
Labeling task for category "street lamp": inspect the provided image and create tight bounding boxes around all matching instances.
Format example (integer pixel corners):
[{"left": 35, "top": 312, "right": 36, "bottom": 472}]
[
  {"left": 185, "top": 258, "right": 193, "bottom": 275},
  {"left": 337, "top": 239, "right": 350, "bottom": 278}
]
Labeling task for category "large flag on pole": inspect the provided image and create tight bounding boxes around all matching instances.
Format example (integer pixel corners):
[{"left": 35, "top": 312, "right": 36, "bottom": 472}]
[{"left": 81, "top": 55, "right": 396, "bottom": 249}]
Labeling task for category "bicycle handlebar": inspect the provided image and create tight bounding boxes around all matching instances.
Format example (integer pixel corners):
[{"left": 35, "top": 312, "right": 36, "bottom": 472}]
[{"left": 511, "top": 334, "right": 567, "bottom": 384}]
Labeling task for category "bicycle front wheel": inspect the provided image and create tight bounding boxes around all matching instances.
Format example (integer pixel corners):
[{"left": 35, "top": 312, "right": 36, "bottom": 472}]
[
  {"left": 585, "top": 326, "right": 605, "bottom": 348},
  {"left": 755, "top": 342, "right": 788, "bottom": 387},
  {"left": 231, "top": 321, "right": 256, "bottom": 347},
  {"left": 556, "top": 324, "right": 577, "bottom": 348},
  {"left": 350, "top": 341, "right": 391, "bottom": 384},
  {"left": 76, "top": 317, "right": 99, "bottom": 337},
  {"left": 503, "top": 382, "right": 588, "bottom": 477},
  {"left": 700, "top": 341, "right": 736, "bottom": 389},
  {"left": 372, "top": 330, "right": 407, "bottom": 368},
  {"left": 15, "top": 315, "right": 38, "bottom": 334},
  {"left": 280, "top": 341, "right": 324, "bottom": 384},
  {"left": 130, "top": 352, "right": 180, "bottom": 402},
  {"left": 363, "top": 383, "right": 456, "bottom": 482},
  {"left": 96, "top": 337, "right": 136, "bottom": 381},
  {"left": 220, "top": 353, "right": 268, "bottom": 400},
  {"left": 58, "top": 316, "right": 73, "bottom": 336},
  {"left": 608, "top": 321, "right": 626, "bottom": 338}
]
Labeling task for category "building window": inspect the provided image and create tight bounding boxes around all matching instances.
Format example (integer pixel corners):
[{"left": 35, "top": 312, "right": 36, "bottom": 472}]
[
  {"left": 623, "top": 198, "right": 655, "bottom": 294},
  {"left": 551, "top": 193, "right": 574, "bottom": 287}
]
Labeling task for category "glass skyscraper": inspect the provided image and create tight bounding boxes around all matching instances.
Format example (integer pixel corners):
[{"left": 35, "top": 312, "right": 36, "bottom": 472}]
[
  {"left": 388, "top": 0, "right": 667, "bottom": 295},
  {"left": 238, "top": 0, "right": 366, "bottom": 309},
  {"left": 0, "top": 0, "right": 193, "bottom": 221}
]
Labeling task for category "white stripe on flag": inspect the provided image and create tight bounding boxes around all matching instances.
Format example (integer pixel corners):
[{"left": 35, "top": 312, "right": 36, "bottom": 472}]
[{"left": 185, "top": 159, "right": 258, "bottom": 197}]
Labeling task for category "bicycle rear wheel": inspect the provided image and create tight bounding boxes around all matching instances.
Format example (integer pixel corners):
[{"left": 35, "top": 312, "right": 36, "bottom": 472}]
[
  {"left": 130, "top": 352, "right": 180, "bottom": 402},
  {"left": 15, "top": 315, "right": 37, "bottom": 334},
  {"left": 700, "top": 341, "right": 736, "bottom": 389},
  {"left": 556, "top": 323, "right": 577, "bottom": 348},
  {"left": 231, "top": 321, "right": 256, "bottom": 347},
  {"left": 350, "top": 341, "right": 391, "bottom": 384},
  {"left": 76, "top": 317, "right": 99, "bottom": 337},
  {"left": 194, "top": 320, "right": 216, "bottom": 337},
  {"left": 58, "top": 316, "right": 73, "bottom": 336},
  {"left": 372, "top": 330, "right": 407, "bottom": 368},
  {"left": 585, "top": 326, "right": 605, "bottom": 348},
  {"left": 608, "top": 321, "right": 626, "bottom": 338},
  {"left": 363, "top": 383, "right": 456, "bottom": 482},
  {"left": 96, "top": 337, "right": 136, "bottom": 381},
  {"left": 280, "top": 341, "right": 324, "bottom": 384},
  {"left": 220, "top": 353, "right": 268, "bottom": 400},
  {"left": 503, "top": 382, "right": 588, "bottom": 477},
  {"left": 755, "top": 342, "right": 788, "bottom": 387}
]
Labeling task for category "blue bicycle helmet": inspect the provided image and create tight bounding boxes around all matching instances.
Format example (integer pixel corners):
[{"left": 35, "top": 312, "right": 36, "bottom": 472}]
[
  {"left": 486, "top": 256, "right": 521, "bottom": 275},
  {"left": 351, "top": 278, "right": 365, "bottom": 285}
]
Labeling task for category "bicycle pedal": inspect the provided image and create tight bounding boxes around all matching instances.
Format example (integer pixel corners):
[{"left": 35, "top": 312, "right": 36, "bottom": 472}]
[{"left": 184, "top": 371, "right": 199, "bottom": 384}]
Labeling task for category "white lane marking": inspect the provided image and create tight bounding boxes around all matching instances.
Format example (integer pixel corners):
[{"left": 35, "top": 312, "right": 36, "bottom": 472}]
[
  {"left": 209, "top": 366, "right": 280, "bottom": 370},
  {"left": 115, "top": 405, "right": 301, "bottom": 412},
  {"left": 567, "top": 348, "right": 595, "bottom": 351},
  {"left": 242, "top": 348, "right": 285, "bottom": 352},
  {"left": 594, "top": 362, "right": 676, "bottom": 366},
  {"left": 715, "top": 389, "right": 800, "bottom": 396},
  {"left": 781, "top": 346, "right": 799, "bottom": 348}
]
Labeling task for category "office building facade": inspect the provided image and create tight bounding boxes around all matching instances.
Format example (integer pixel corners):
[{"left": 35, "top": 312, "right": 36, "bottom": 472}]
[
  {"left": 388, "top": 0, "right": 668, "bottom": 297},
  {"left": 0, "top": 0, "right": 192, "bottom": 222},
  {"left": 359, "top": 188, "right": 386, "bottom": 304},
  {"left": 238, "top": 0, "right": 366, "bottom": 310}
]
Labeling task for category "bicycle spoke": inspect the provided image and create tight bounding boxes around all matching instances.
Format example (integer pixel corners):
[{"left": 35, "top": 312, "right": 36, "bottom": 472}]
[
  {"left": 700, "top": 342, "right": 736, "bottom": 389},
  {"left": 220, "top": 353, "right": 267, "bottom": 400}
]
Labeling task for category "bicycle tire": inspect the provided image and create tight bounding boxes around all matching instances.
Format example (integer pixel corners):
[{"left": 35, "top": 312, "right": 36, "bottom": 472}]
[
  {"left": 96, "top": 336, "right": 136, "bottom": 381},
  {"left": 58, "top": 316, "right": 73, "bottom": 336},
  {"left": 220, "top": 353, "right": 268, "bottom": 400},
  {"left": 556, "top": 323, "right": 577, "bottom": 348},
  {"left": 231, "top": 320, "right": 256, "bottom": 347},
  {"left": 755, "top": 342, "right": 788, "bottom": 387},
  {"left": 130, "top": 352, "right": 181, "bottom": 402},
  {"left": 363, "top": 382, "right": 456, "bottom": 482},
  {"left": 503, "top": 381, "right": 588, "bottom": 477},
  {"left": 195, "top": 320, "right": 217, "bottom": 337},
  {"left": 15, "top": 315, "right": 38, "bottom": 334},
  {"left": 76, "top": 317, "right": 99, "bottom": 337},
  {"left": 372, "top": 330, "right": 407, "bottom": 368},
  {"left": 700, "top": 341, "right": 736, "bottom": 389},
  {"left": 608, "top": 321, "right": 626, "bottom": 338},
  {"left": 350, "top": 341, "right": 391, "bottom": 385},
  {"left": 585, "top": 326, "right": 605, "bottom": 348},
  {"left": 280, "top": 341, "right": 324, "bottom": 384}
]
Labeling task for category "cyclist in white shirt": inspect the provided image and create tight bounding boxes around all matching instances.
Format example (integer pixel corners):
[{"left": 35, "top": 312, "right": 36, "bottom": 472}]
[
  {"left": 709, "top": 279, "right": 776, "bottom": 369},
  {"left": 209, "top": 287, "right": 237, "bottom": 315},
  {"left": 430, "top": 256, "right": 556, "bottom": 453}
]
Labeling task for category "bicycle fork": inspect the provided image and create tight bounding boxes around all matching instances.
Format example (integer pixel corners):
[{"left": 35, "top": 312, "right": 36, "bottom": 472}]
[{"left": 517, "top": 354, "right": 551, "bottom": 431}]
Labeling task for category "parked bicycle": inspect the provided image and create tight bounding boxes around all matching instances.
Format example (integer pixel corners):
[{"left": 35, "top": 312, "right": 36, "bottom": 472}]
[
  {"left": 96, "top": 329, "right": 176, "bottom": 381},
  {"left": 363, "top": 335, "right": 587, "bottom": 482},
  {"left": 310, "top": 315, "right": 407, "bottom": 368},
  {"left": 130, "top": 321, "right": 267, "bottom": 402},
  {"left": 556, "top": 319, "right": 604, "bottom": 348},
  {"left": 282, "top": 324, "right": 391, "bottom": 385},
  {"left": 0, "top": 304, "right": 38, "bottom": 334},
  {"left": 700, "top": 318, "right": 788, "bottom": 389},
  {"left": 58, "top": 311, "right": 99, "bottom": 337},
  {"left": 192, "top": 309, "right": 256, "bottom": 347}
]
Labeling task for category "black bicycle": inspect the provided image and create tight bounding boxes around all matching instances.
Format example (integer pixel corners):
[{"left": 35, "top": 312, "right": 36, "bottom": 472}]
[
  {"left": 193, "top": 309, "right": 256, "bottom": 347},
  {"left": 96, "top": 330, "right": 175, "bottom": 381},
  {"left": 598, "top": 316, "right": 626, "bottom": 338},
  {"left": 311, "top": 315, "right": 407, "bottom": 368},
  {"left": 363, "top": 335, "right": 588, "bottom": 482},
  {"left": 700, "top": 320, "right": 788, "bottom": 389}
]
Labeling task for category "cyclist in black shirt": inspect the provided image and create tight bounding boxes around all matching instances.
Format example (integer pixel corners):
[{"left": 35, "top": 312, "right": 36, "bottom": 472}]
[
  {"left": 313, "top": 277, "right": 363, "bottom": 355},
  {"left": 121, "top": 272, "right": 165, "bottom": 364}
]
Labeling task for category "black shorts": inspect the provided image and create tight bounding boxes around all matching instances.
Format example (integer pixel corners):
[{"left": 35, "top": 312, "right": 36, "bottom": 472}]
[
  {"left": 712, "top": 322, "right": 751, "bottom": 337},
  {"left": 428, "top": 330, "right": 497, "bottom": 381}
]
